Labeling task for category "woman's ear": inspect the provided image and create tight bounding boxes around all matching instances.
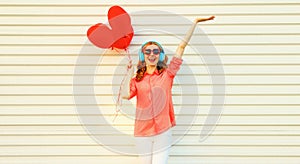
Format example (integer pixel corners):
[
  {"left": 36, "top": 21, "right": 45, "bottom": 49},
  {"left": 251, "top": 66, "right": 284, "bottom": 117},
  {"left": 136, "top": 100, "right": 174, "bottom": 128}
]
[{"left": 157, "top": 55, "right": 168, "bottom": 68}]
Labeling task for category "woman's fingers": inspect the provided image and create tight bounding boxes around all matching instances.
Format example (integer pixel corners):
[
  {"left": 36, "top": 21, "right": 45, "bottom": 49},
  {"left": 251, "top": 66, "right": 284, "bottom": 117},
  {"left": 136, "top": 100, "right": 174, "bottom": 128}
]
[
  {"left": 127, "top": 60, "right": 133, "bottom": 69},
  {"left": 195, "top": 16, "right": 215, "bottom": 23},
  {"left": 207, "top": 16, "right": 215, "bottom": 20}
]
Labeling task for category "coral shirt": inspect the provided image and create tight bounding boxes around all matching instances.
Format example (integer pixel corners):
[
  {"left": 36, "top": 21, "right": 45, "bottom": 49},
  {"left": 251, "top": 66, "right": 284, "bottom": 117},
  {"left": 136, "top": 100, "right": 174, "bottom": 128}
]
[{"left": 128, "top": 57, "right": 183, "bottom": 137}]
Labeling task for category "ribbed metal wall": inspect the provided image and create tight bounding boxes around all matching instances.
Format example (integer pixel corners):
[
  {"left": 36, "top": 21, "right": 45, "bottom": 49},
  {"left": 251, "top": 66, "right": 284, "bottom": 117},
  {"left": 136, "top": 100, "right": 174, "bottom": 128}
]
[{"left": 0, "top": 0, "right": 300, "bottom": 163}]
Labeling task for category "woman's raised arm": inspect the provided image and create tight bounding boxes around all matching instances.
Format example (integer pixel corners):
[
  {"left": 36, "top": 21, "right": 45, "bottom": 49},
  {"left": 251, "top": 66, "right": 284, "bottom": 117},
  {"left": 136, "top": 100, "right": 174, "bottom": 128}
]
[{"left": 174, "top": 16, "right": 215, "bottom": 59}]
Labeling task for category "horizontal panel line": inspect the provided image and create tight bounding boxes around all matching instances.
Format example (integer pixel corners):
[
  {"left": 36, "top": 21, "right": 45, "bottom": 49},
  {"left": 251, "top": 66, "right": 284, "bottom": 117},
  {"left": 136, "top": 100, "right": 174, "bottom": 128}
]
[
  {"left": 1, "top": 23, "right": 300, "bottom": 26},
  {"left": 0, "top": 74, "right": 299, "bottom": 76},
  {"left": 173, "top": 154, "right": 300, "bottom": 158},
  {"left": 1, "top": 13, "right": 300, "bottom": 17},
  {"left": 0, "top": 155, "right": 299, "bottom": 158},
  {"left": 1, "top": 43, "right": 300, "bottom": 46},
  {"left": 0, "top": 84, "right": 299, "bottom": 86},
  {"left": 1, "top": 3, "right": 300, "bottom": 7},
  {"left": 0, "top": 94, "right": 299, "bottom": 96},
  {"left": 172, "top": 155, "right": 300, "bottom": 157},
  {"left": 1, "top": 53, "right": 299, "bottom": 56},
  {"left": 0, "top": 134, "right": 300, "bottom": 137},
  {"left": 134, "top": 23, "right": 300, "bottom": 26},
  {"left": 0, "top": 155, "right": 135, "bottom": 158},
  {"left": 0, "top": 104, "right": 298, "bottom": 106},
  {"left": 0, "top": 114, "right": 299, "bottom": 116},
  {"left": 1, "top": 144, "right": 300, "bottom": 147},
  {"left": 1, "top": 124, "right": 300, "bottom": 127},
  {"left": 1, "top": 33, "right": 300, "bottom": 37},
  {"left": 1, "top": 64, "right": 300, "bottom": 66}
]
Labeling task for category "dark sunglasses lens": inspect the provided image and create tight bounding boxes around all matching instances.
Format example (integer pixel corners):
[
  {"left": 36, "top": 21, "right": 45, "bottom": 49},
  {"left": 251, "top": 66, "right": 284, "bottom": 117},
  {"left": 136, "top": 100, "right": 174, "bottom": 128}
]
[
  {"left": 153, "top": 49, "right": 160, "bottom": 55},
  {"left": 144, "top": 50, "right": 151, "bottom": 55}
]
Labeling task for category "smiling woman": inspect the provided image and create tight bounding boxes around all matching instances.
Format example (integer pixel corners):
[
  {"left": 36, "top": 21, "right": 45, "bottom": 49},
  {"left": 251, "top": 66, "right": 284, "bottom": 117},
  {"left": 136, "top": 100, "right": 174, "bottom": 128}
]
[
  {"left": 1, "top": 0, "right": 300, "bottom": 164},
  {"left": 121, "top": 16, "right": 215, "bottom": 164}
]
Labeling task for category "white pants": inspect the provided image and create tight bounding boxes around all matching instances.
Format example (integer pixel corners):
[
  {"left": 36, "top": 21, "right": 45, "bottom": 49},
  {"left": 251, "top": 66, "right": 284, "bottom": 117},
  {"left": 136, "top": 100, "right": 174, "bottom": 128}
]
[{"left": 135, "top": 128, "right": 172, "bottom": 164}]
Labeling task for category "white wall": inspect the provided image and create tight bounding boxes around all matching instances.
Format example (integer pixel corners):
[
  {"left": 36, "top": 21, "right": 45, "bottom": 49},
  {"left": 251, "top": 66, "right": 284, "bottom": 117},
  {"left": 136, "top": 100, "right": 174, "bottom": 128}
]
[{"left": 0, "top": 0, "right": 300, "bottom": 163}]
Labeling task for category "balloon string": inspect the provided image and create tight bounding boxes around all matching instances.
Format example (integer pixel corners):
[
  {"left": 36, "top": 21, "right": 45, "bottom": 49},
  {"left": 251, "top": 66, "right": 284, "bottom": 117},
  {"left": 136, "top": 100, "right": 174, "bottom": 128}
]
[{"left": 113, "top": 48, "right": 132, "bottom": 123}]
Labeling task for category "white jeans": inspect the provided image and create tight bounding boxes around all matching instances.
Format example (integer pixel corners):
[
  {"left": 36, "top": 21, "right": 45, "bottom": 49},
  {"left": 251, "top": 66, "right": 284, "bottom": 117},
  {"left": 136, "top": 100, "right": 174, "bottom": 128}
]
[{"left": 135, "top": 128, "right": 172, "bottom": 164}]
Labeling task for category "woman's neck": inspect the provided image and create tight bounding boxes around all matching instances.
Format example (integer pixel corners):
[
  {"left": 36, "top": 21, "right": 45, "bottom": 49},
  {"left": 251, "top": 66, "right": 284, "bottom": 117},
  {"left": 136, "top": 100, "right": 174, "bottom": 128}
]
[{"left": 146, "top": 65, "right": 156, "bottom": 74}]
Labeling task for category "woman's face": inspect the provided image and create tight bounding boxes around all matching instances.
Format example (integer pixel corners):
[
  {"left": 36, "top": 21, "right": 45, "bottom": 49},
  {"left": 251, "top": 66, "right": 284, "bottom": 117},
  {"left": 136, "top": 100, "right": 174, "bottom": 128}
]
[{"left": 143, "top": 44, "right": 161, "bottom": 67}]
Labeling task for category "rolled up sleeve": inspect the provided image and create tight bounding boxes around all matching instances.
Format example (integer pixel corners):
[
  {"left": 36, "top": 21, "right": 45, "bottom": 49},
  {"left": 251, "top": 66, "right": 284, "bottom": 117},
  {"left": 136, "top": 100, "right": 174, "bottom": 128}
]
[{"left": 166, "top": 57, "right": 183, "bottom": 78}]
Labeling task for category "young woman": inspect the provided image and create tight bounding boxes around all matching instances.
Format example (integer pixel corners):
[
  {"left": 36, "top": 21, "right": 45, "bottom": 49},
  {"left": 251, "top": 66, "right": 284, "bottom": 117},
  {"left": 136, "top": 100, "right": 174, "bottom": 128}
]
[{"left": 121, "top": 16, "right": 215, "bottom": 164}]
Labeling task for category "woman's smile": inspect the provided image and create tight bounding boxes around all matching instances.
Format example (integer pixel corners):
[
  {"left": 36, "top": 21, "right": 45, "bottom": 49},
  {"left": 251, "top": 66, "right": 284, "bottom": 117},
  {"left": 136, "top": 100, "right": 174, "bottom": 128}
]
[{"left": 147, "top": 56, "right": 157, "bottom": 63}]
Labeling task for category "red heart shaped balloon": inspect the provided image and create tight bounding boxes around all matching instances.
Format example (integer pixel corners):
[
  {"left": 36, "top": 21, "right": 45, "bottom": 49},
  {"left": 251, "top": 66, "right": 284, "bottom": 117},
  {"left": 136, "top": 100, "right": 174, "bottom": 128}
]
[
  {"left": 87, "top": 23, "right": 114, "bottom": 49},
  {"left": 87, "top": 6, "right": 134, "bottom": 49}
]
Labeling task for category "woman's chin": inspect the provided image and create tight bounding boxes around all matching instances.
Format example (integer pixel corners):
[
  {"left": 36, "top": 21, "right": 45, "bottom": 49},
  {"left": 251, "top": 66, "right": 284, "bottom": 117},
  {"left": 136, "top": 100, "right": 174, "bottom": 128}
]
[
  {"left": 146, "top": 61, "right": 158, "bottom": 66},
  {"left": 148, "top": 64, "right": 157, "bottom": 67}
]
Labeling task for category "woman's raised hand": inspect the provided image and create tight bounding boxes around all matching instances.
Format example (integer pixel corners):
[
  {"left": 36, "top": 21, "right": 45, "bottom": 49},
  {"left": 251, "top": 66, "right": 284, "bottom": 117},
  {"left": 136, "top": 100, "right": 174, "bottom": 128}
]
[{"left": 194, "top": 16, "right": 215, "bottom": 23}]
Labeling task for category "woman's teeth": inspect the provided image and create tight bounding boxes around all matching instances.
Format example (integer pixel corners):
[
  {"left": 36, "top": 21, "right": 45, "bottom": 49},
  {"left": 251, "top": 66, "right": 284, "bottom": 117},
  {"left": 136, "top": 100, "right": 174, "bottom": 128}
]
[{"left": 148, "top": 58, "right": 156, "bottom": 62}]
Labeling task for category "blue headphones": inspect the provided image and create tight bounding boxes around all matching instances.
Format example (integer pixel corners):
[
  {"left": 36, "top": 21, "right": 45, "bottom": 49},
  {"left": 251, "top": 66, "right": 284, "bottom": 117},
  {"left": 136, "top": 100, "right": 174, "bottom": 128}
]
[{"left": 138, "top": 41, "right": 165, "bottom": 62}]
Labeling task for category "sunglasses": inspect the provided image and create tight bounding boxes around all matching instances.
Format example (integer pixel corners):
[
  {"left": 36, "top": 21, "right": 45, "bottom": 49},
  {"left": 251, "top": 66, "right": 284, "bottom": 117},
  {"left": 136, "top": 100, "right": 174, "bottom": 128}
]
[{"left": 143, "top": 49, "right": 161, "bottom": 55}]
